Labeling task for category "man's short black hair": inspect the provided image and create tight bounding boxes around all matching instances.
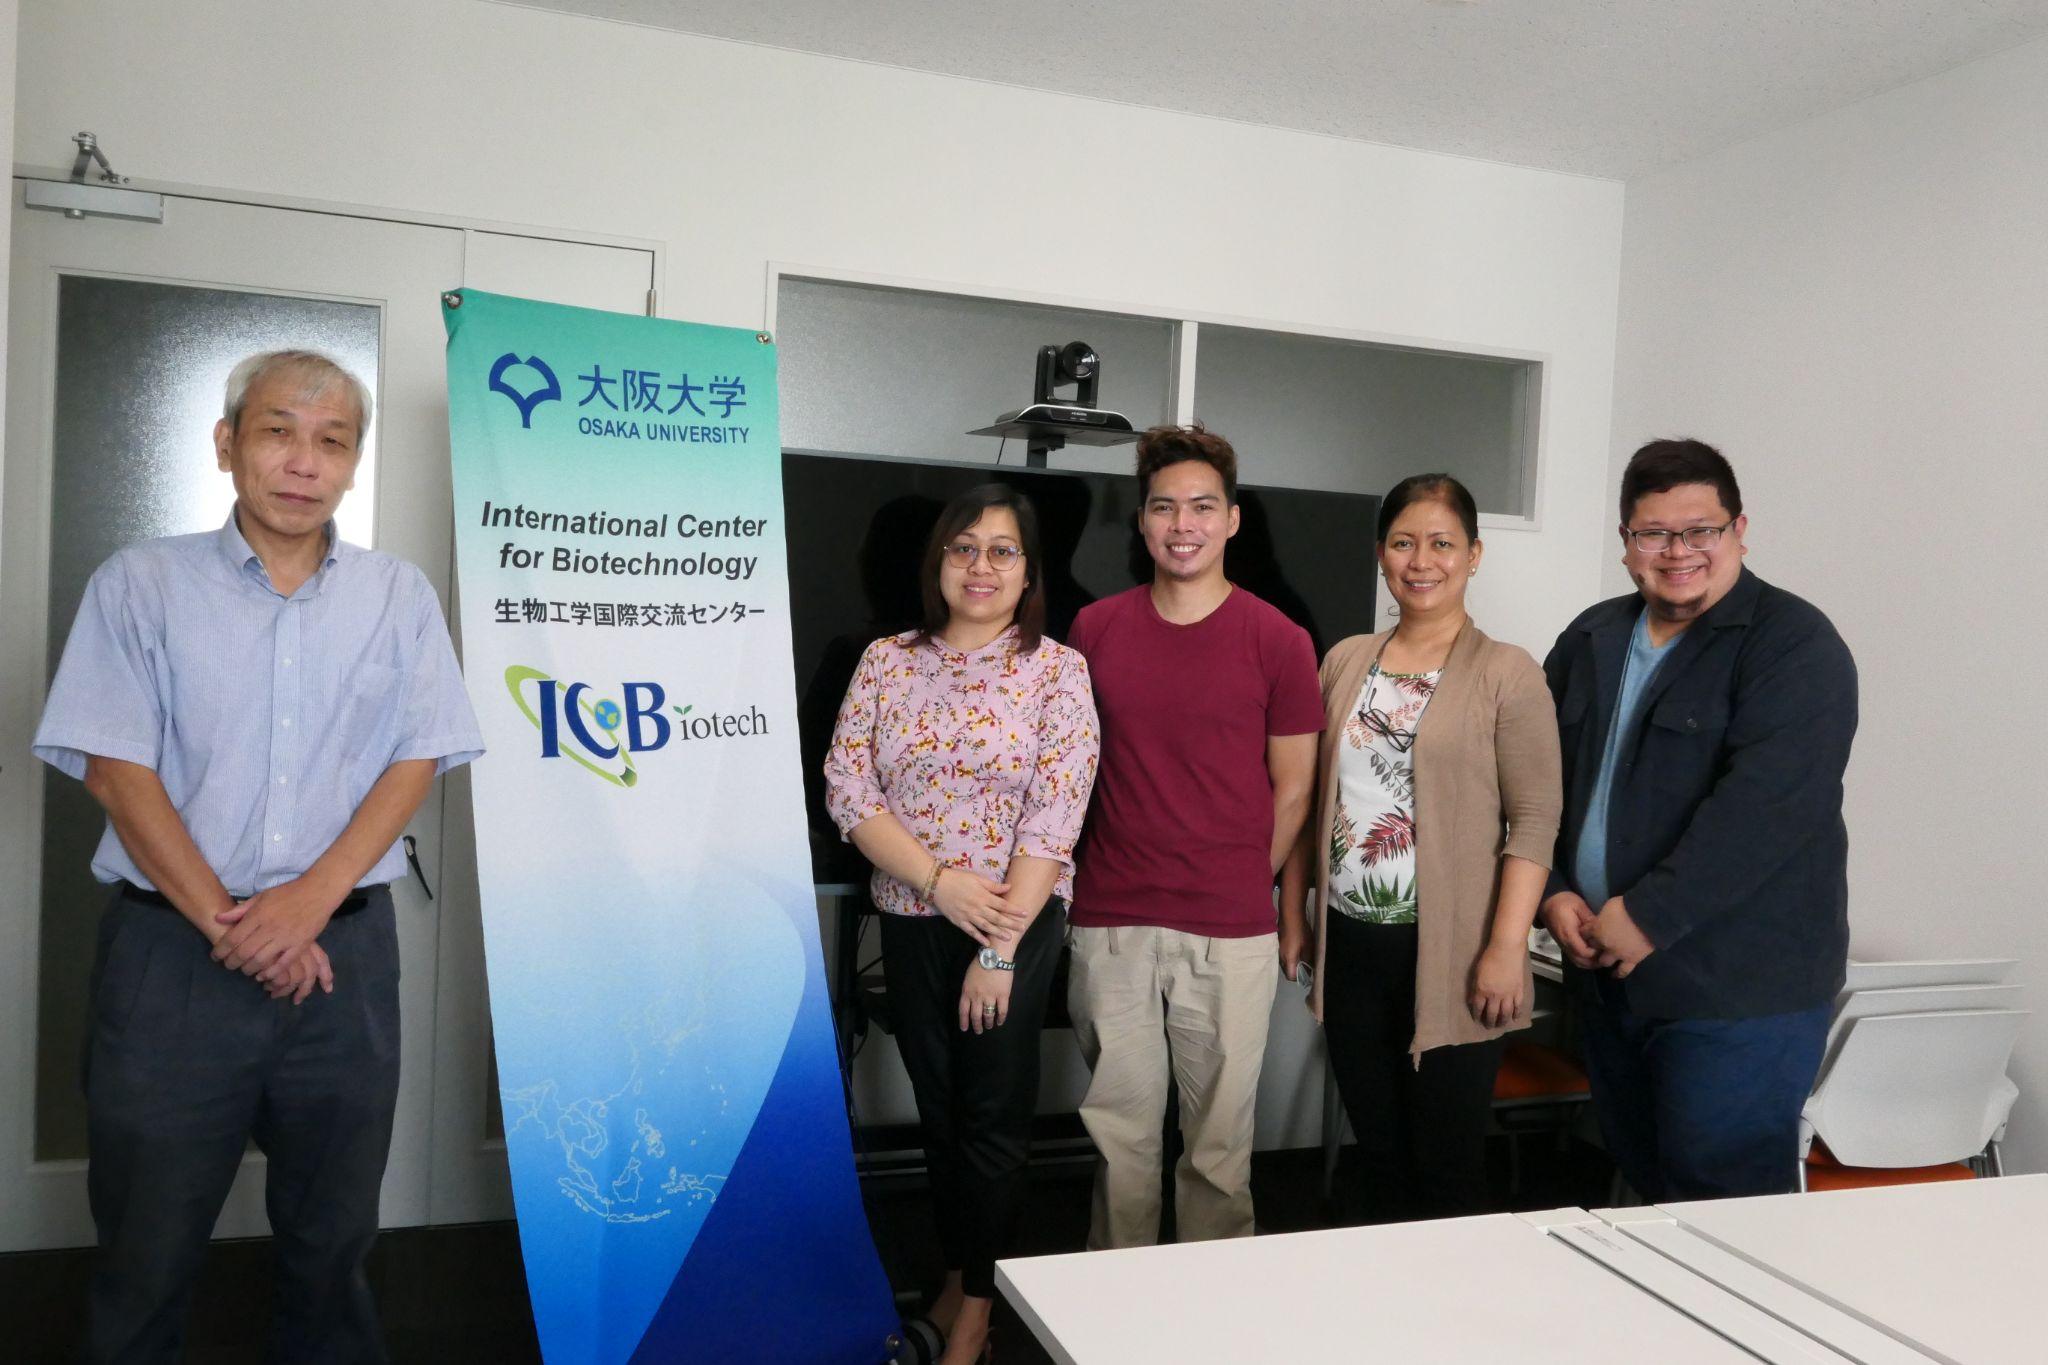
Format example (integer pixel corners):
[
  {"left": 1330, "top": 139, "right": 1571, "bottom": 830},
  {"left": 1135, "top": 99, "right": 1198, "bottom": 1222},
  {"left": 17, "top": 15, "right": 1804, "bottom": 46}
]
[
  {"left": 1135, "top": 423, "right": 1238, "bottom": 505},
  {"left": 1619, "top": 438, "right": 1743, "bottom": 524}
]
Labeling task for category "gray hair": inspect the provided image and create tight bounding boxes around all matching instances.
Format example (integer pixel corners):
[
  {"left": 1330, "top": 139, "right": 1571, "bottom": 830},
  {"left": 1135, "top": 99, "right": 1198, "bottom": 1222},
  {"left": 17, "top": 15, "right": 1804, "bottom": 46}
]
[{"left": 221, "top": 350, "right": 374, "bottom": 442}]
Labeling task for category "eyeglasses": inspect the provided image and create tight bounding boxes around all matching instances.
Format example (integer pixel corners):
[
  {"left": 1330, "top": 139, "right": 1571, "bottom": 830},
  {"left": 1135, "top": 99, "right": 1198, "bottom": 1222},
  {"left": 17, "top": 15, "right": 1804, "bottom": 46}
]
[
  {"left": 1623, "top": 520, "right": 1736, "bottom": 554},
  {"left": 941, "top": 543, "right": 1024, "bottom": 571},
  {"left": 1359, "top": 707, "right": 1417, "bottom": 754}
]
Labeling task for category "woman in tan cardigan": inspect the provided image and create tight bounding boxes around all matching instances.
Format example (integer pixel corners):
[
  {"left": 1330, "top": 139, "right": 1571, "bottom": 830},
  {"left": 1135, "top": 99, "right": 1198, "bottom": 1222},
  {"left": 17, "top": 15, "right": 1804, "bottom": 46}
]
[{"left": 1278, "top": 473, "right": 1561, "bottom": 1223}]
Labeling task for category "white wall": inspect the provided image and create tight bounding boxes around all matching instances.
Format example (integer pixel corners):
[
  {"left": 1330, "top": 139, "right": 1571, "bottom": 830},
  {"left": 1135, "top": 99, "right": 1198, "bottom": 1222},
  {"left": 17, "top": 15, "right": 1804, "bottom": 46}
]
[
  {"left": 11, "top": 0, "right": 1625, "bottom": 1149},
  {"left": 0, "top": 0, "right": 16, "bottom": 545},
  {"left": 14, "top": 0, "right": 1622, "bottom": 655},
  {"left": 1612, "top": 38, "right": 2048, "bottom": 1169}
]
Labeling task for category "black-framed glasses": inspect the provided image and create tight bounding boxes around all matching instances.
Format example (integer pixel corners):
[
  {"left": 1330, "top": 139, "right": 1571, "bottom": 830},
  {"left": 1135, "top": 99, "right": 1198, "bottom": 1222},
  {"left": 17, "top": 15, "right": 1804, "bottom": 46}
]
[
  {"left": 941, "top": 542, "right": 1025, "bottom": 571},
  {"left": 1623, "top": 519, "right": 1735, "bottom": 553},
  {"left": 1358, "top": 707, "right": 1417, "bottom": 753}
]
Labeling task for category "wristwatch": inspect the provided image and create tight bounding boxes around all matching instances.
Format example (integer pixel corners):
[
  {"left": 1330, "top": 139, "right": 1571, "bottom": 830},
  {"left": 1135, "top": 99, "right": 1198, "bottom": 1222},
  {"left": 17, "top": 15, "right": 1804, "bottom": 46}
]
[{"left": 977, "top": 946, "right": 1016, "bottom": 972}]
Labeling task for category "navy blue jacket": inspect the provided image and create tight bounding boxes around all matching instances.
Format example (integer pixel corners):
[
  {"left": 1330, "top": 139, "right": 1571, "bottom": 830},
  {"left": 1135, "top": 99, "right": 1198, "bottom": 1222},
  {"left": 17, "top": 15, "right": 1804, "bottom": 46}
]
[{"left": 1543, "top": 567, "right": 1858, "bottom": 1019}]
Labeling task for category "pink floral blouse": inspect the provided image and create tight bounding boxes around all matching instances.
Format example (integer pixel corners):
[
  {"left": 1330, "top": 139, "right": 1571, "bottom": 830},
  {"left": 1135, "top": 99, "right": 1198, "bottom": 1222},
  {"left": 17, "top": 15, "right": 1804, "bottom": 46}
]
[{"left": 824, "top": 627, "right": 1100, "bottom": 916}]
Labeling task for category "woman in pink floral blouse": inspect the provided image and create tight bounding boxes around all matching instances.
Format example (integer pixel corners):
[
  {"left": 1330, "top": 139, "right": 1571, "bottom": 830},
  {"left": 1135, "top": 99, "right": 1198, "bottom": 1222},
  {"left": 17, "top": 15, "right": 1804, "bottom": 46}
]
[{"left": 825, "top": 483, "right": 1098, "bottom": 1365}]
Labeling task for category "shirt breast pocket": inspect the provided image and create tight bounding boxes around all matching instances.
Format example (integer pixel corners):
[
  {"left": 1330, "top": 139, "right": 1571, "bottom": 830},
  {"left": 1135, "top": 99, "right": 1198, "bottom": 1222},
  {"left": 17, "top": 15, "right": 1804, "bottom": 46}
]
[
  {"left": 1645, "top": 692, "right": 1729, "bottom": 792},
  {"left": 339, "top": 662, "right": 404, "bottom": 756}
]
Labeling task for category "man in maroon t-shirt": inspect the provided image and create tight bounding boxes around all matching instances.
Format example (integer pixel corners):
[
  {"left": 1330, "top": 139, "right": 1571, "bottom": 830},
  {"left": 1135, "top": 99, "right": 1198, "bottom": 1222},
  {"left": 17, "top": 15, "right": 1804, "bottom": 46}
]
[{"left": 1065, "top": 424, "right": 1322, "bottom": 1248}]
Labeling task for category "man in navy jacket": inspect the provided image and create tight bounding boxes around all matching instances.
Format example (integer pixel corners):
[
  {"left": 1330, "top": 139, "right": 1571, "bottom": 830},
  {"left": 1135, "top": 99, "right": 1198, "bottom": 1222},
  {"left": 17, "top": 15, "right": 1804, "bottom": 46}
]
[{"left": 1540, "top": 439, "right": 1857, "bottom": 1200}]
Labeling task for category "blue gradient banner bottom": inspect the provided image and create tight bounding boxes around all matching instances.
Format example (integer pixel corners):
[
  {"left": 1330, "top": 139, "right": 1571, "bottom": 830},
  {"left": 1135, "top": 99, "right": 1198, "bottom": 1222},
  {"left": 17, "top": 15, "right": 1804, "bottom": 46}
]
[{"left": 444, "top": 290, "right": 898, "bottom": 1363}]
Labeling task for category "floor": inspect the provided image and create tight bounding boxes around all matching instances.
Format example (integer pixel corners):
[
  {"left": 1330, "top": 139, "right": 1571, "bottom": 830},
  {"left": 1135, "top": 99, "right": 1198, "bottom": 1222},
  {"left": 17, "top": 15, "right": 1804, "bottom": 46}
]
[{"left": 0, "top": 1133, "right": 1614, "bottom": 1363}]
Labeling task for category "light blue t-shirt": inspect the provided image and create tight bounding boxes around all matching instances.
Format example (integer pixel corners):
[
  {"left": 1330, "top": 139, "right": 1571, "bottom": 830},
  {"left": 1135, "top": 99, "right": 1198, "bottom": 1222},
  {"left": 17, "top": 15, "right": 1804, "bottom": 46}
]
[
  {"left": 33, "top": 514, "right": 484, "bottom": 895},
  {"left": 1572, "top": 610, "right": 1682, "bottom": 908}
]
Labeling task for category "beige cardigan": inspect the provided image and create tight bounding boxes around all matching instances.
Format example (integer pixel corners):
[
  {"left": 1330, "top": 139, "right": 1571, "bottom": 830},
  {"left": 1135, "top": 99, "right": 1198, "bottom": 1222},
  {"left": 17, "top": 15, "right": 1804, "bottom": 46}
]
[{"left": 1306, "top": 622, "right": 1563, "bottom": 1057}]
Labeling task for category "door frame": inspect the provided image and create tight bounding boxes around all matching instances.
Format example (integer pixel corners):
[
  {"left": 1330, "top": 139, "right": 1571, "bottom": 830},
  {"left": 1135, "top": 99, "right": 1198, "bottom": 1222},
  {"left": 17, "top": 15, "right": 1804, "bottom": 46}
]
[{"left": 11, "top": 164, "right": 666, "bottom": 294}]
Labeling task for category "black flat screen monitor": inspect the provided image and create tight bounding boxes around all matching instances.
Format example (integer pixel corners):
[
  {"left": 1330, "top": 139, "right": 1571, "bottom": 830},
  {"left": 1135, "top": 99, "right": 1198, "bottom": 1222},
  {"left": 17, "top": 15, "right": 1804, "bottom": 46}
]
[{"left": 783, "top": 449, "right": 1380, "bottom": 883}]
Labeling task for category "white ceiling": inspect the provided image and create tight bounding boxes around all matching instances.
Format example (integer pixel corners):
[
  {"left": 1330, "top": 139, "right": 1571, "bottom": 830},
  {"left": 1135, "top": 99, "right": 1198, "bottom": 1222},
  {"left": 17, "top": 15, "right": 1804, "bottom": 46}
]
[{"left": 506, "top": 1, "right": 2048, "bottom": 178}]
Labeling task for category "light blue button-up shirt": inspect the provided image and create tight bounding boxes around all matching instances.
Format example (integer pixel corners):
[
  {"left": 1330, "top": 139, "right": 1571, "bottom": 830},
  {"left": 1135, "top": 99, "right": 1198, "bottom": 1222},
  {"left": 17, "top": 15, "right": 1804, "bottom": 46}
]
[{"left": 33, "top": 514, "right": 484, "bottom": 895}]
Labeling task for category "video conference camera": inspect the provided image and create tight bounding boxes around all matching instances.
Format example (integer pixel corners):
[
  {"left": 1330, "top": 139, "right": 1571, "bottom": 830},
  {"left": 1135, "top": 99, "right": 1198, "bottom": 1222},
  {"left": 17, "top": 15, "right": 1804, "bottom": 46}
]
[
  {"left": 970, "top": 339, "right": 1138, "bottom": 467},
  {"left": 1036, "top": 340, "right": 1102, "bottom": 408}
]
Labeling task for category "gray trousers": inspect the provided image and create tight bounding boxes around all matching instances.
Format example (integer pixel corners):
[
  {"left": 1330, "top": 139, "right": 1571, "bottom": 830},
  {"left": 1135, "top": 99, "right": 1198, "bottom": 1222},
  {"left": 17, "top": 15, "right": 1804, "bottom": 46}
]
[{"left": 83, "top": 884, "right": 400, "bottom": 1365}]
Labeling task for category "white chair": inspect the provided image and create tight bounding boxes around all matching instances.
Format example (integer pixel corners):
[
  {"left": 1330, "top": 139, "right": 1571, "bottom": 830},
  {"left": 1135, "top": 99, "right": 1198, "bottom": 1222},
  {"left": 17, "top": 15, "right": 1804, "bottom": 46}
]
[
  {"left": 1819, "top": 983, "right": 2023, "bottom": 1072},
  {"left": 1836, "top": 958, "right": 2017, "bottom": 1006},
  {"left": 1797, "top": 1008, "right": 2027, "bottom": 1191}
]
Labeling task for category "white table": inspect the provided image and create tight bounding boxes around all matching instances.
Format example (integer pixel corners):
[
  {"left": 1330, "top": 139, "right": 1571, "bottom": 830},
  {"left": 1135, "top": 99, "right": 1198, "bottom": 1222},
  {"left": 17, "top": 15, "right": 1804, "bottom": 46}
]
[
  {"left": 1617, "top": 1175, "right": 2048, "bottom": 1365},
  {"left": 995, "top": 1212, "right": 1763, "bottom": 1364},
  {"left": 999, "top": 1179, "right": 2046, "bottom": 1364}
]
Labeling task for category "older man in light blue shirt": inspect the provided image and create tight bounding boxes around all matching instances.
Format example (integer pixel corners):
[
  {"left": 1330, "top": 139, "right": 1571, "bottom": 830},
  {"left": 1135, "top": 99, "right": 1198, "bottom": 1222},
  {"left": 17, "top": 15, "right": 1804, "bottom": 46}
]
[{"left": 33, "top": 350, "right": 481, "bottom": 1365}]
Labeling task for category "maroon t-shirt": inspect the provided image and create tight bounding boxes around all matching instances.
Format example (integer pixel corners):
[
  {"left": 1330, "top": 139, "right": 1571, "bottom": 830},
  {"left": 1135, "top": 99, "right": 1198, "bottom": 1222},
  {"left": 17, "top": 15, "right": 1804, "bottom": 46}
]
[{"left": 1067, "top": 585, "right": 1323, "bottom": 937}]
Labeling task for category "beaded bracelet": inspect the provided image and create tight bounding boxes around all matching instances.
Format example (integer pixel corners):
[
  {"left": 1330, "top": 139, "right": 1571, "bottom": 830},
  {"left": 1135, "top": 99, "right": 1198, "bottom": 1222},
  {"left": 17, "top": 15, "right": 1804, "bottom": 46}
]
[{"left": 919, "top": 859, "right": 944, "bottom": 904}]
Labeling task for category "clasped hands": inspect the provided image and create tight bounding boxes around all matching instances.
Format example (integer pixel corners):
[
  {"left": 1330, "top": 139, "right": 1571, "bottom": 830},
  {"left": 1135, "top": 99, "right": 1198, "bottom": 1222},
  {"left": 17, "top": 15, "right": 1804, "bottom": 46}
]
[
  {"left": 1539, "top": 890, "right": 1656, "bottom": 979},
  {"left": 933, "top": 868, "right": 1028, "bottom": 1035},
  {"left": 930, "top": 867, "right": 1029, "bottom": 950},
  {"left": 209, "top": 874, "right": 343, "bottom": 1005}
]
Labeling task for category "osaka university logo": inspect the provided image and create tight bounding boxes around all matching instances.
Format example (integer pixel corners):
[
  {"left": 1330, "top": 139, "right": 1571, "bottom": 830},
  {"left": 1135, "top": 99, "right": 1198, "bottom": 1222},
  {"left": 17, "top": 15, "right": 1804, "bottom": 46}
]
[{"left": 488, "top": 353, "right": 562, "bottom": 428}]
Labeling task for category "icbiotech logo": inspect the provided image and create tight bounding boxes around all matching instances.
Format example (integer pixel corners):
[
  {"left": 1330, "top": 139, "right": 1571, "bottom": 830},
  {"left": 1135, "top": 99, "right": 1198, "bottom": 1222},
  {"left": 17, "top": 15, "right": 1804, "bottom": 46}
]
[
  {"left": 488, "top": 353, "right": 563, "bottom": 428},
  {"left": 504, "top": 665, "right": 768, "bottom": 787}
]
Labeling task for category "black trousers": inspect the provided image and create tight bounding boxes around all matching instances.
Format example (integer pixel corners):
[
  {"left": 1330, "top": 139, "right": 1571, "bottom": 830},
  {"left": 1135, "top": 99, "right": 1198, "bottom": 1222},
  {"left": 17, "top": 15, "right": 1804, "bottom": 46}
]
[
  {"left": 83, "top": 885, "right": 401, "bottom": 1365},
  {"left": 880, "top": 900, "right": 1064, "bottom": 1297},
  {"left": 1322, "top": 913, "right": 1503, "bottom": 1225}
]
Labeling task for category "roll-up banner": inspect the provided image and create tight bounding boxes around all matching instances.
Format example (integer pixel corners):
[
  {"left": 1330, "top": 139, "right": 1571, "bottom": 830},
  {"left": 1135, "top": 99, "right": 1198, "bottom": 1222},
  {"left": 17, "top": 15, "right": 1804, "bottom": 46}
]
[{"left": 444, "top": 290, "right": 899, "bottom": 1364}]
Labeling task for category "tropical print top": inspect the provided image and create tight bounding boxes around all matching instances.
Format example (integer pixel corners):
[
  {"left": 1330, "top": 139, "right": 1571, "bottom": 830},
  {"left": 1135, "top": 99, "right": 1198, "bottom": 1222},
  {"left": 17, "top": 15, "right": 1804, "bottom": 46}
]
[
  {"left": 1327, "top": 666, "right": 1440, "bottom": 924},
  {"left": 824, "top": 627, "right": 1099, "bottom": 916}
]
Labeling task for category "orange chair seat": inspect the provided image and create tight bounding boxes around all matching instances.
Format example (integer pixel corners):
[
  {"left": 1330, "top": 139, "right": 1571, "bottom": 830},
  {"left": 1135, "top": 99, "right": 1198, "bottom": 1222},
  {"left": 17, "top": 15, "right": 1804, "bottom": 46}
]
[
  {"left": 1493, "top": 1041, "right": 1590, "bottom": 1103},
  {"left": 1804, "top": 1138, "right": 1978, "bottom": 1191}
]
